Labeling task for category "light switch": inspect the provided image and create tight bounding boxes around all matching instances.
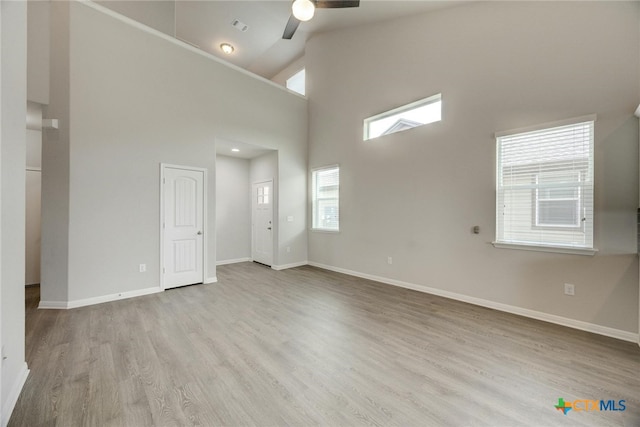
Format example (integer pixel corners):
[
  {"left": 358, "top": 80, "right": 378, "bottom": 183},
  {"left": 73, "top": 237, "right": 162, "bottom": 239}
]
[{"left": 287, "top": 216, "right": 294, "bottom": 222}]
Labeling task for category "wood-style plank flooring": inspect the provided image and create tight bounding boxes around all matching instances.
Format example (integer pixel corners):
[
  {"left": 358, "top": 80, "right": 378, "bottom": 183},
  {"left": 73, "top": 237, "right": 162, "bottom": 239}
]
[{"left": 9, "top": 262, "right": 640, "bottom": 426}]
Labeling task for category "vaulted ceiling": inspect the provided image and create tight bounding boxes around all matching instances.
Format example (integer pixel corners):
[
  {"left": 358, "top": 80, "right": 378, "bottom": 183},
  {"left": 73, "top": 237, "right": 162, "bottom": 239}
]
[{"left": 99, "top": 1, "right": 465, "bottom": 80}]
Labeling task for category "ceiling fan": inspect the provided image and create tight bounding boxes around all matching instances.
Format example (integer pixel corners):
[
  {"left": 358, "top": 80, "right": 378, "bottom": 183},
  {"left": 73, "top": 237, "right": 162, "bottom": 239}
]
[{"left": 282, "top": 0, "right": 360, "bottom": 40}]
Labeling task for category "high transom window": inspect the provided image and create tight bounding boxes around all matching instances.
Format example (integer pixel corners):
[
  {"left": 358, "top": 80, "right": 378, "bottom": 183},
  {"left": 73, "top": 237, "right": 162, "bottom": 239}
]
[
  {"left": 363, "top": 94, "right": 441, "bottom": 141},
  {"left": 286, "top": 68, "right": 305, "bottom": 96}
]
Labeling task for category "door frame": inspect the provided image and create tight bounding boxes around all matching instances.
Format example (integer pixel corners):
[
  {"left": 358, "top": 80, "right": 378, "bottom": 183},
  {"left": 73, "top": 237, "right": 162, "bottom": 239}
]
[
  {"left": 251, "top": 179, "right": 274, "bottom": 266},
  {"left": 160, "top": 163, "right": 208, "bottom": 290}
]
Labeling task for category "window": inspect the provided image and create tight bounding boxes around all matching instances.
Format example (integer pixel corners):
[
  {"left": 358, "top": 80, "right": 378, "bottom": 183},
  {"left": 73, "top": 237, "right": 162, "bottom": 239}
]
[
  {"left": 286, "top": 68, "right": 305, "bottom": 96},
  {"left": 257, "top": 185, "right": 269, "bottom": 205},
  {"left": 363, "top": 93, "right": 441, "bottom": 141},
  {"left": 312, "top": 166, "right": 339, "bottom": 231},
  {"left": 535, "top": 171, "right": 581, "bottom": 228},
  {"left": 495, "top": 117, "right": 595, "bottom": 253}
]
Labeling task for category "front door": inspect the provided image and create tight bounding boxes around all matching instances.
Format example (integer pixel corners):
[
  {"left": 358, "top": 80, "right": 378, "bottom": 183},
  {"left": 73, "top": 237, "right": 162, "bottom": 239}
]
[
  {"left": 252, "top": 180, "right": 273, "bottom": 266},
  {"left": 162, "top": 166, "right": 205, "bottom": 289}
]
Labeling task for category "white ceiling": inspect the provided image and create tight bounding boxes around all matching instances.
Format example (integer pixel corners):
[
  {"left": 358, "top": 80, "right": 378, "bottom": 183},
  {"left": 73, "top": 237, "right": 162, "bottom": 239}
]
[
  {"left": 216, "top": 137, "right": 275, "bottom": 159},
  {"left": 177, "top": 1, "right": 465, "bottom": 78},
  {"left": 99, "top": 1, "right": 464, "bottom": 80}
]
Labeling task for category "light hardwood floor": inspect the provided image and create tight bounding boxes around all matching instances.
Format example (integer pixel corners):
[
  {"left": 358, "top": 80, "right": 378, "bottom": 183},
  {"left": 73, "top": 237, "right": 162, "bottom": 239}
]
[{"left": 9, "top": 262, "right": 640, "bottom": 426}]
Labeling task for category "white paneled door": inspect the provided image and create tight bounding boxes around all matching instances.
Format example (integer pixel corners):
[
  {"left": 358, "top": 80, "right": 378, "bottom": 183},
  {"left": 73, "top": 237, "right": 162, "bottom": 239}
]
[
  {"left": 162, "top": 166, "right": 205, "bottom": 289},
  {"left": 252, "top": 180, "right": 273, "bottom": 266}
]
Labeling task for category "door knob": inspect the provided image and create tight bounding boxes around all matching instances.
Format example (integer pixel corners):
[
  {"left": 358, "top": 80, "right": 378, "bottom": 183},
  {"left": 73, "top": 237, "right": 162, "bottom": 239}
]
[
  {"left": 197, "top": 231, "right": 202, "bottom": 235},
  {"left": 267, "top": 227, "right": 272, "bottom": 230}
]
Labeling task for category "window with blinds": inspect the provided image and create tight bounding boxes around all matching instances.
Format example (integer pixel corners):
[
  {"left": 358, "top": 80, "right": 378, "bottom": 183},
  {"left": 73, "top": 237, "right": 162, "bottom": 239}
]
[
  {"left": 496, "top": 118, "right": 594, "bottom": 251},
  {"left": 312, "top": 166, "right": 339, "bottom": 231}
]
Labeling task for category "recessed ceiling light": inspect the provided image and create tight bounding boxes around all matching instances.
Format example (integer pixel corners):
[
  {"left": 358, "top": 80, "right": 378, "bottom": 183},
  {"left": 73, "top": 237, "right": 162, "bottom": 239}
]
[
  {"left": 220, "top": 43, "right": 235, "bottom": 55},
  {"left": 231, "top": 148, "right": 240, "bottom": 152}
]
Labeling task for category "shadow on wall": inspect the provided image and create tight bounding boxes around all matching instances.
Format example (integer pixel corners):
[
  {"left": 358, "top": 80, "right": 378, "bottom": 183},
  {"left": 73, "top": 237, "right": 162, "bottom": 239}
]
[
  {"left": 597, "top": 117, "right": 639, "bottom": 252},
  {"left": 591, "top": 256, "right": 638, "bottom": 333}
]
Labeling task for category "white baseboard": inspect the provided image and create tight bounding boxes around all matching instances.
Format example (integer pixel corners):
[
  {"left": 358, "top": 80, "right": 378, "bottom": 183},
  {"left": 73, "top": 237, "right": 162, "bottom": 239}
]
[
  {"left": 308, "top": 261, "right": 639, "bottom": 343},
  {"left": 271, "top": 261, "right": 309, "bottom": 271},
  {"left": 204, "top": 277, "right": 218, "bottom": 284},
  {"left": 215, "top": 259, "right": 307, "bottom": 271},
  {"left": 2, "top": 362, "right": 29, "bottom": 427},
  {"left": 39, "top": 286, "right": 163, "bottom": 309},
  {"left": 37, "top": 300, "right": 68, "bottom": 309},
  {"left": 216, "top": 257, "right": 251, "bottom": 266}
]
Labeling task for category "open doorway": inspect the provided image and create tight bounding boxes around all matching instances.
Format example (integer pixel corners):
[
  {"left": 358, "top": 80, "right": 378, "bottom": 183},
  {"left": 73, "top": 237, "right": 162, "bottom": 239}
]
[
  {"left": 26, "top": 102, "right": 43, "bottom": 288},
  {"left": 215, "top": 138, "right": 277, "bottom": 268}
]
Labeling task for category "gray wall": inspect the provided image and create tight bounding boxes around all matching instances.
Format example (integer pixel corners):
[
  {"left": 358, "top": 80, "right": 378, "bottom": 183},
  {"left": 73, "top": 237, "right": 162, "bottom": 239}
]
[
  {"left": 41, "top": 0, "right": 70, "bottom": 303},
  {"left": 96, "top": 0, "right": 175, "bottom": 36},
  {"left": 1, "top": 0, "right": 28, "bottom": 420},
  {"left": 251, "top": 152, "right": 278, "bottom": 195},
  {"left": 306, "top": 1, "right": 640, "bottom": 334},
  {"left": 27, "top": 0, "right": 49, "bottom": 105},
  {"left": 216, "top": 155, "right": 251, "bottom": 263},
  {"left": 42, "top": 2, "right": 307, "bottom": 303}
]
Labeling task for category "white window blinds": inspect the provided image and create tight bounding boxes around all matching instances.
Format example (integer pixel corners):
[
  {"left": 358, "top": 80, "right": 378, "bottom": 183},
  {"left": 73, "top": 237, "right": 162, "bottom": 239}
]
[
  {"left": 496, "top": 118, "right": 594, "bottom": 249},
  {"left": 312, "top": 166, "right": 339, "bottom": 231}
]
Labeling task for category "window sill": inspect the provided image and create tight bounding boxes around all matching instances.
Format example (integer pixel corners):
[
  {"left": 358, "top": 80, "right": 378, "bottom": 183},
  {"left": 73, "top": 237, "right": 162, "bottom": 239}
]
[
  {"left": 492, "top": 242, "right": 598, "bottom": 256},
  {"left": 311, "top": 228, "right": 340, "bottom": 234}
]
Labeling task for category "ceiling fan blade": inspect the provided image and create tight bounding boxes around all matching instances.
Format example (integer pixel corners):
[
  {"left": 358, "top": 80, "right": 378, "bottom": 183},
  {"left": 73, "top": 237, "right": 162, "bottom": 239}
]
[
  {"left": 282, "top": 15, "right": 301, "bottom": 39},
  {"left": 315, "top": 0, "right": 360, "bottom": 8}
]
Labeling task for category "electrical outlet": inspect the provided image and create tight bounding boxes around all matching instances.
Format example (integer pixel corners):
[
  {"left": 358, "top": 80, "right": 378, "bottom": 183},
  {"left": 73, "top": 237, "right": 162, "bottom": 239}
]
[
  {"left": 139, "top": 264, "right": 146, "bottom": 273},
  {"left": 564, "top": 283, "right": 575, "bottom": 296},
  {"left": 387, "top": 257, "right": 393, "bottom": 265}
]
